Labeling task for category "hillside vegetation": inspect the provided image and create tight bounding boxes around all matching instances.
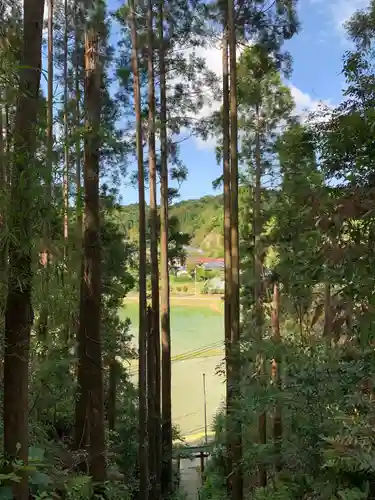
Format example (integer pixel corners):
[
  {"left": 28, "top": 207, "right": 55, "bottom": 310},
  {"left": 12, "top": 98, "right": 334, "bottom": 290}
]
[{"left": 119, "top": 195, "right": 225, "bottom": 256}]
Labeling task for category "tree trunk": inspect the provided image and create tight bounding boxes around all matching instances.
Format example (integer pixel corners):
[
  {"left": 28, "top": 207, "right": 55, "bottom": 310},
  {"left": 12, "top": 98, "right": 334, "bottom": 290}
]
[
  {"left": 271, "top": 281, "right": 282, "bottom": 473},
  {"left": 254, "top": 104, "right": 267, "bottom": 488},
  {"left": 147, "top": 304, "right": 157, "bottom": 494},
  {"left": 129, "top": 0, "right": 149, "bottom": 495},
  {"left": 222, "top": 20, "right": 233, "bottom": 495},
  {"left": 37, "top": 0, "right": 54, "bottom": 350},
  {"left": 228, "top": 1, "right": 243, "bottom": 497},
  {"left": 147, "top": 0, "right": 161, "bottom": 495},
  {"left": 63, "top": 0, "right": 69, "bottom": 259},
  {"left": 159, "top": 0, "right": 172, "bottom": 495},
  {"left": 0, "top": 97, "right": 6, "bottom": 384},
  {"left": 3, "top": 1, "right": 44, "bottom": 498},
  {"left": 75, "top": 14, "right": 106, "bottom": 484},
  {"left": 4, "top": 96, "right": 10, "bottom": 185},
  {"left": 73, "top": 4, "right": 84, "bottom": 439},
  {"left": 0, "top": 97, "right": 6, "bottom": 317},
  {"left": 75, "top": 0, "right": 82, "bottom": 242}
]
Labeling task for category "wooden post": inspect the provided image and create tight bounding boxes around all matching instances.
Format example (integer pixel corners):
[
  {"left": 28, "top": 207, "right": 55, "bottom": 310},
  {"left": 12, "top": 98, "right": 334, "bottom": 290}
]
[{"left": 200, "top": 451, "right": 205, "bottom": 484}]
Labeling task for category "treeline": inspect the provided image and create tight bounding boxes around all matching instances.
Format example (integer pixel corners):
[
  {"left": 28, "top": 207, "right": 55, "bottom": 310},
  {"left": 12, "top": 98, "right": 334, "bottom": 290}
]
[
  {"left": 118, "top": 195, "right": 225, "bottom": 256},
  {"left": 119, "top": 190, "right": 278, "bottom": 258}
]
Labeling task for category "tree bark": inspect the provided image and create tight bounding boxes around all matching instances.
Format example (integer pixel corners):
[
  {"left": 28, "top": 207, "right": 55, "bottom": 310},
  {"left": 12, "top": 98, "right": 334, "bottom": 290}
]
[
  {"left": 73, "top": 5, "right": 84, "bottom": 453},
  {"left": 129, "top": 0, "right": 149, "bottom": 495},
  {"left": 3, "top": 0, "right": 44, "bottom": 498},
  {"left": 159, "top": 0, "right": 172, "bottom": 495},
  {"left": 75, "top": 13, "right": 106, "bottom": 484},
  {"left": 0, "top": 96, "right": 6, "bottom": 317},
  {"left": 0, "top": 96, "right": 6, "bottom": 384},
  {"left": 228, "top": 0, "right": 243, "bottom": 497},
  {"left": 147, "top": 0, "right": 161, "bottom": 495},
  {"left": 222, "top": 20, "right": 233, "bottom": 495}
]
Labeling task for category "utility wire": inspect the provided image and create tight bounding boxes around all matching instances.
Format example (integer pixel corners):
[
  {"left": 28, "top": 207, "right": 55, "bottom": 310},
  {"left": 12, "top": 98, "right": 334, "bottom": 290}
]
[{"left": 128, "top": 340, "right": 224, "bottom": 376}]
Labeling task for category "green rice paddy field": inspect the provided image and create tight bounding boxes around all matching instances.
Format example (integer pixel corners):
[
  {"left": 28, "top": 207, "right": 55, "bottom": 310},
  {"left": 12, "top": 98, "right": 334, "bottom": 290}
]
[{"left": 119, "top": 296, "right": 225, "bottom": 439}]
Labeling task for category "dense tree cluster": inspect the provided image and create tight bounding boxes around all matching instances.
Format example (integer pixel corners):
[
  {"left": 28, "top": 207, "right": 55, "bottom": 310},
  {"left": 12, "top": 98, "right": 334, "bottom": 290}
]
[{"left": 2, "top": 0, "right": 375, "bottom": 499}]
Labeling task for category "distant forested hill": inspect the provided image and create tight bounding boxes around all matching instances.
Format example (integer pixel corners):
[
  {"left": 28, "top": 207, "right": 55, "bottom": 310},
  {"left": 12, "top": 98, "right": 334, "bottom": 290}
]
[
  {"left": 117, "top": 189, "right": 279, "bottom": 257},
  {"left": 117, "top": 194, "right": 225, "bottom": 257}
]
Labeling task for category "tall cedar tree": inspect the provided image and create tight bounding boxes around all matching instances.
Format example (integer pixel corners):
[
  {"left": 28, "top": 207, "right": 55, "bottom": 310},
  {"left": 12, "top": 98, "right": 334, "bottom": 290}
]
[
  {"left": 159, "top": 0, "right": 173, "bottom": 494},
  {"left": 147, "top": 0, "right": 161, "bottom": 495},
  {"left": 76, "top": 1, "right": 106, "bottom": 482},
  {"left": 37, "top": 0, "right": 53, "bottom": 348},
  {"left": 228, "top": 0, "right": 243, "bottom": 496},
  {"left": 3, "top": 0, "right": 44, "bottom": 498},
  {"left": 74, "top": 0, "right": 82, "bottom": 242},
  {"left": 129, "top": 0, "right": 149, "bottom": 495},
  {"left": 222, "top": 16, "right": 233, "bottom": 494},
  {"left": 63, "top": 0, "right": 69, "bottom": 257},
  {"left": 0, "top": 95, "right": 5, "bottom": 327}
]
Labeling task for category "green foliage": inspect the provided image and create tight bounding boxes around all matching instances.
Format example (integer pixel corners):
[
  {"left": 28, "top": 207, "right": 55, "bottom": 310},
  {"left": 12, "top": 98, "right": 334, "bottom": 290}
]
[
  {"left": 201, "top": 3, "right": 375, "bottom": 500},
  {"left": 118, "top": 195, "right": 224, "bottom": 256}
]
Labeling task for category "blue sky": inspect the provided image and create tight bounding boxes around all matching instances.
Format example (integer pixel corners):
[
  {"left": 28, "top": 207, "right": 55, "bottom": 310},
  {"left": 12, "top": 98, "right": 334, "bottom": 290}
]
[
  {"left": 119, "top": 0, "right": 369, "bottom": 204},
  {"left": 41, "top": 0, "right": 368, "bottom": 204}
]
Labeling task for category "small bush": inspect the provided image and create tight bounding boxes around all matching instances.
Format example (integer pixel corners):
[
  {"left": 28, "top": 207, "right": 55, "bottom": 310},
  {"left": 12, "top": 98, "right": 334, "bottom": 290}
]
[{"left": 183, "top": 285, "right": 188, "bottom": 292}]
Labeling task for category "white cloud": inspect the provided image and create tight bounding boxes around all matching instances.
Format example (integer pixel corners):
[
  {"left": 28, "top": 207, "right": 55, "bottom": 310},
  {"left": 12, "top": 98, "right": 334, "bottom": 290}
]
[
  {"left": 289, "top": 85, "right": 331, "bottom": 120},
  {"left": 189, "top": 44, "right": 330, "bottom": 151}
]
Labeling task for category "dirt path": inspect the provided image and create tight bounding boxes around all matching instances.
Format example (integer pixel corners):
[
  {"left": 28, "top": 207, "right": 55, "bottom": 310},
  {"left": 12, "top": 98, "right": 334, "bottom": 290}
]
[{"left": 180, "top": 458, "right": 201, "bottom": 499}]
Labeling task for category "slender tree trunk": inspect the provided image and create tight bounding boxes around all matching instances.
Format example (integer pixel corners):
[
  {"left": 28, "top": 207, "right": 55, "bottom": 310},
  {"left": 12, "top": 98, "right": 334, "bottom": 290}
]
[
  {"left": 75, "top": 11, "right": 106, "bottom": 484},
  {"left": 3, "top": 1, "right": 44, "bottom": 498},
  {"left": 222, "top": 21, "right": 233, "bottom": 494},
  {"left": 75, "top": 0, "right": 82, "bottom": 241},
  {"left": 254, "top": 104, "right": 267, "bottom": 488},
  {"left": 129, "top": 0, "right": 149, "bottom": 496},
  {"left": 271, "top": 280, "right": 282, "bottom": 472},
  {"left": 0, "top": 98, "right": 4, "bottom": 194},
  {"left": 0, "top": 97, "right": 6, "bottom": 313},
  {"left": 63, "top": 0, "right": 69, "bottom": 259},
  {"left": 0, "top": 97, "right": 7, "bottom": 383},
  {"left": 61, "top": 0, "right": 70, "bottom": 346},
  {"left": 71, "top": 0, "right": 82, "bottom": 364},
  {"left": 73, "top": 2, "right": 87, "bottom": 458},
  {"left": 4, "top": 96, "right": 10, "bottom": 184},
  {"left": 159, "top": 0, "right": 172, "bottom": 495},
  {"left": 228, "top": 1, "right": 243, "bottom": 497},
  {"left": 147, "top": 0, "right": 161, "bottom": 495},
  {"left": 147, "top": 303, "right": 157, "bottom": 492},
  {"left": 0, "top": 99, "right": 4, "bottom": 383},
  {"left": 38, "top": 0, "right": 54, "bottom": 349}
]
